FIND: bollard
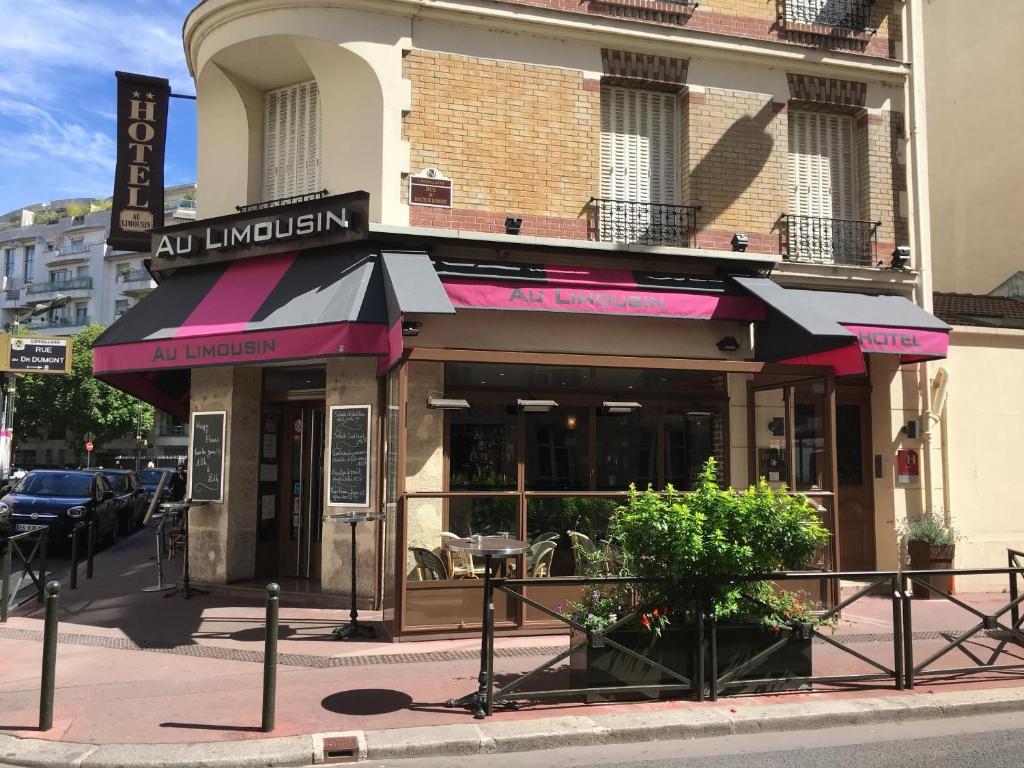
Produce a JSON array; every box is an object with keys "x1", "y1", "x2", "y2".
[
  {"x1": 86, "y1": 521, "x2": 96, "y2": 580},
  {"x1": 68, "y1": 526, "x2": 80, "y2": 590},
  {"x1": 39, "y1": 581, "x2": 60, "y2": 730},
  {"x1": 262, "y1": 583, "x2": 280, "y2": 733}
]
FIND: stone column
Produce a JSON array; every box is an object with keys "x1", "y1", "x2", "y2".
[
  {"x1": 188, "y1": 365, "x2": 261, "y2": 584},
  {"x1": 321, "y1": 357, "x2": 380, "y2": 606}
]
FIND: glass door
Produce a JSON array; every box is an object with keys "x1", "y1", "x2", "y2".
[{"x1": 278, "y1": 403, "x2": 325, "y2": 579}]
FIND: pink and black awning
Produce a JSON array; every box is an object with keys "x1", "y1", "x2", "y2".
[
  {"x1": 93, "y1": 247, "x2": 454, "y2": 417},
  {"x1": 436, "y1": 261, "x2": 766, "y2": 322},
  {"x1": 732, "y1": 277, "x2": 951, "y2": 376}
]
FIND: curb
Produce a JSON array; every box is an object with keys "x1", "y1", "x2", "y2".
[{"x1": 2, "y1": 688, "x2": 1024, "y2": 767}]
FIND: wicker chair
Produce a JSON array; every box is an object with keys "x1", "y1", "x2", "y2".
[
  {"x1": 409, "y1": 547, "x2": 449, "y2": 580},
  {"x1": 530, "y1": 540, "x2": 557, "y2": 578},
  {"x1": 439, "y1": 531, "x2": 483, "y2": 578}
]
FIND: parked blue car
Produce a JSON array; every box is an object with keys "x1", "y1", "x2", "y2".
[
  {"x1": 0, "y1": 470, "x2": 119, "y2": 543},
  {"x1": 139, "y1": 468, "x2": 174, "y2": 503}
]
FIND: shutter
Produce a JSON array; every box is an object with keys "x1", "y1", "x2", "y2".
[{"x1": 263, "y1": 80, "x2": 321, "y2": 201}]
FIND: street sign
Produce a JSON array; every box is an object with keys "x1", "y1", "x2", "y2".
[
  {"x1": 0, "y1": 334, "x2": 72, "y2": 375},
  {"x1": 85, "y1": 441, "x2": 94, "y2": 453}
]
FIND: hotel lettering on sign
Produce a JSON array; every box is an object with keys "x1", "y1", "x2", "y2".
[{"x1": 108, "y1": 72, "x2": 170, "y2": 251}]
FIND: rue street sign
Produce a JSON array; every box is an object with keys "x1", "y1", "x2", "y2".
[{"x1": 0, "y1": 334, "x2": 73, "y2": 375}]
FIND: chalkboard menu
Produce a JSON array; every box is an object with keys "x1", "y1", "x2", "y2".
[
  {"x1": 189, "y1": 411, "x2": 226, "y2": 503},
  {"x1": 328, "y1": 405, "x2": 370, "y2": 507}
]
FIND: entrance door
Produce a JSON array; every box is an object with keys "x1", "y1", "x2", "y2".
[
  {"x1": 278, "y1": 403, "x2": 325, "y2": 579},
  {"x1": 835, "y1": 392, "x2": 876, "y2": 571}
]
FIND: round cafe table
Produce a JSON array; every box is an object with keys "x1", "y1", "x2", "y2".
[
  {"x1": 325, "y1": 511, "x2": 384, "y2": 640},
  {"x1": 444, "y1": 535, "x2": 530, "y2": 719}
]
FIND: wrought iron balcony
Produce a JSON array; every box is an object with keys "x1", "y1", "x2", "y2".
[
  {"x1": 27, "y1": 277, "x2": 93, "y2": 295},
  {"x1": 780, "y1": 0, "x2": 875, "y2": 33},
  {"x1": 779, "y1": 214, "x2": 881, "y2": 266},
  {"x1": 587, "y1": 198, "x2": 700, "y2": 248},
  {"x1": 236, "y1": 189, "x2": 327, "y2": 214}
]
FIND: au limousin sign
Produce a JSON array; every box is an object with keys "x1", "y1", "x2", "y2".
[{"x1": 149, "y1": 191, "x2": 369, "y2": 271}]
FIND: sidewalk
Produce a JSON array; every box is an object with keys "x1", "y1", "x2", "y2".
[{"x1": 1, "y1": 527, "x2": 1023, "y2": 765}]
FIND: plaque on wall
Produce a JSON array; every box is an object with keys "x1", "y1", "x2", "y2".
[
  {"x1": 189, "y1": 411, "x2": 226, "y2": 503},
  {"x1": 409, "y1": 168, "x2": 453, "y2": 208},
  {"x1": 328, "y1": 405, "x2": 371, "y2": 507}
]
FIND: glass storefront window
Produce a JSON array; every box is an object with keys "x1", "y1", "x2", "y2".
[
  {"x1": 525, "y1": 409, "x2": 590, "y2": 490},
  {"x1": 406, "y1": 496, "x2": 518, "y2": 582},
  {"x1": 596, "y1": 410, "x2": 656, "y2": 490},
  {"x1": 664, "y1": 409, "x2": 720, "y2": 490},
  {"x1": 525, "y1": 496, "x2": 619, "y2": 577},
  {"x1": 449, "y1": 405, "x2": 517, "y2": 490}
]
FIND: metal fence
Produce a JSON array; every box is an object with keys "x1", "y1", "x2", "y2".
[
  {"x1": 1, "y1": 525, "x2": 48, "y2": 621},
  {"x1": 476, "y1": 561, "x2": 1024, "y2": 715},
  {"x1": 779, "y1": 214, "x2": 880, "y2": 266}
]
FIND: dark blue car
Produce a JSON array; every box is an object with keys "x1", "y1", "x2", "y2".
[
  {"x1": 1, "y1": 470, "x2": 119, "y2": 543},
  {"x1": 139, "y1": 468, "x2": 174, "y2": 502}
]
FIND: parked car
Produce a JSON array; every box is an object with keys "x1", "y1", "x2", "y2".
[
  {"x1": 139, "y1": 467, "x2": 174, "y2": 500},
  {"x1": 0, "y1": 470, "x2": 119, "y2": 543},
  {"x1": 84, "y1": 469, "x2": 150, "y2": 530}
]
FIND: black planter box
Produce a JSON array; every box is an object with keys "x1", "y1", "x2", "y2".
[{"x1": 569, "y1": 623, "x2": 812, "y2": 701}]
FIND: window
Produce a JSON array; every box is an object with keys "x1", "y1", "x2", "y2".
[
  {"x1": 76, "y1": 265, "x2": 89, "y2": 278},
  {"x1": 74, "y1": 303, "x2": 87, "y2": 325},
  {"x1": 23, "y1": 245, "x2": 34, "y2": 282},
  {"x1": 599, "y1": 85, "x2": 679, "y2": 243},
  {"x1": 114, "y1": 299, "x2": 129, "y2": 317},
  {"x1": 3, "y1": 248, "x2": 14, "y2": 279},
  {"x1": 69, "y1": 236, "x2": 85, "y2": 253},
  {"x1": 787, "y1": 110, "x2": 859, "y2": 261},
  {"x1": 263, "y1": 80, "x2": 321, "y2": 201}
]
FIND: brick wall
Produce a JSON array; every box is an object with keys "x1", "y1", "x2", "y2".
[
  {"x1": 685, "y1": 89, "x2": 788, "y2": 249},
  {"x1": 403, "y1": 50, "x2": 599, "y2": 230},
  {"x1": 861, "y1": 110, "x2": 907, "y2": 261},
  {"x1": 494, "y1": 0, "x2": 898, "y2": 58}
]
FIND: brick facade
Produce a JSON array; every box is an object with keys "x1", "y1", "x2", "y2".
[
  {"x1": 861, "y1": 110, "x2": 908, "y2": 261},
  {"x1": 495, "y1": 0, "x2": 898, "y2": 59},
  {"x1": 403, "y1": 51, "x2": 599, "y2": 221}
]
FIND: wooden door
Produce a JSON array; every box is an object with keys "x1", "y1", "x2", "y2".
[{"x1": 835, "y1": 394, "x2": 876, "y2": 571}]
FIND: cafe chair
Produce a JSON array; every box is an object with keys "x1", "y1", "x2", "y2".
[
  {"x1": 568, "y1": 530, "x2": 597, "y2": 574},
  {"x1": 409, "y1": 547, "x2": 449, "y2": 581},
  {"x1": 530, "y1": 540, "x2": 556, "y2": 578},
  {"x1": 533, "y1": 531, "x2": 560, "y2": 545},
  {"x1": 440, "y1": 531, "x2": 483, "y2": 579}
]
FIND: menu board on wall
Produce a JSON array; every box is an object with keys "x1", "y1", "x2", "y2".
[
  {"x1": 189, "y1": 411, "x2": 226, "y2": 503},
  {"x1": 328, "y1": 405, "x2": 370, "y2": 507}
]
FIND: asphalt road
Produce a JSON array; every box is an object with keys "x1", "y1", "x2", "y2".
[{"x1": 365, "y1": 711, "x2": 1024, "y2": 768}]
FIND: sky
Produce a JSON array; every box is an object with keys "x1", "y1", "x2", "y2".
[{"x1": 0, "y1": 0, "x2": 197, "y2": 214}]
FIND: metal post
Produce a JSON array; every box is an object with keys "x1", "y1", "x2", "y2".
[
  {"x1": 892, "y1": 574, "x2": 904, "y2": 690},
  {"x1": 39, "y1": 581, "x2": 60, "y2": 730},
  {"x1": 1010, "y1": 552, "x2": 1020, "y2": 630},
  {"x1": 901, "y1": 574, "x2": 914, "y2": 689},
  {"x1": 709, "y1": 612, "x2": 719, "y2": 702},
  {"x1": 261, "y1": 583, "x2": 280, "y2": 733},
  {"x1": 695, "y1": 585, "x2": 705, "y2": 702},
  {"x1": 485, "y1": 560, "x2": 495, "y2": 717},
  {"x1": 68, "y1": 526, "x2": 80, "y2": 590},
  {"x1": 86, "y1": 521, "x2": 96, "y2": 579},
  {"x1": 1, "y1": 538, "x2": 11, "y2": 623}
]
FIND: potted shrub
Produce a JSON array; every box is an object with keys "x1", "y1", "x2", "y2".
[
  {"x1": 564, "y1": 458, "x2": 832, "y2": 699},
  {"x1": 903, "y1": 511, "x2": 959, "y2": 599}
]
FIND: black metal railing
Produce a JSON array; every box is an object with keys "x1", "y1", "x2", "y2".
[
  {"x1": 236, "y1": 189, "x2": 327, "y2": 214},
  {"x1": 466, "y1": 562, "x2": 1024, "y2": 716},
  {"x1": 779, "y1": 214, "x2": 880, "y2": 266},
  {"x1": 587, "y1": 198, "x2": 700, "y2": 248},
  {"x1": 1, "y1": 525, "x2": 48, "y2": 621},
  {"x1": 781, "y1": 0, "x2": 875, "y2": 33}
]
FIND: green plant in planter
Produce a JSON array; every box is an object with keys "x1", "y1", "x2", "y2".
[
  {"x1": 901, "y1": 510, "x2": 960, "y2": 546},
  {"x1": 584, "y1": 457, "x2": 831, "y2": 633}
]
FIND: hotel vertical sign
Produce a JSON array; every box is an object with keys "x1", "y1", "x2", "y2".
[{"x1": 108, "y1": 71, "x2": 170, "y2": 252}]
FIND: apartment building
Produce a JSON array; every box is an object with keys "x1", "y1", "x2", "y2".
[
  {"x1": 97, "y1": 0, "x2": 959, "y2": 633},
  {"x1": 0, "y1": 185, "x2": 196, "y2": 468}
]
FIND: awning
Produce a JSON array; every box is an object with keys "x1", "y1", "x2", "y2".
[
  {"x1": 94, "y1": 247, "x2": 452, "y2": 416},
  {"x1": 732, "y1": 277, "x2": 951, "y2": 376},
  {"x1": 436, "y1": 260, "x2": 766, "y2": 322}
]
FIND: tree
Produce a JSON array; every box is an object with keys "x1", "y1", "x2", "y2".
[{"x1": 14, "y1": 324, "x2": 154, "y2": 456}]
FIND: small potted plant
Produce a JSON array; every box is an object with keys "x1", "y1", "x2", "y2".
[{"x1": 903, "y1": 511, "x2": 960, "y2": 599}]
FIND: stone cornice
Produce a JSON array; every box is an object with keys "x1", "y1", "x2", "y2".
[{"x1": 184, "y1": 0, "x2": 909, "y2": 84}]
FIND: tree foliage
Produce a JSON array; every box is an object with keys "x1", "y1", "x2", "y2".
[{"x1": 14, "y1": 324, "x2": 154, "y2": 455}]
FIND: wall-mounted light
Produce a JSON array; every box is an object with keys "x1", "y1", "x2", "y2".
[
  {"x1": 566, "y1": 414, "x2": 578, "y2": 430},
  {"x1": 427, "y1": 394, "x2": 470, "y2": 410},
  {"x1": 901, "y1": 419, "x2": 919, "y2": 439},
  {"x1": 768, "y1": 417, "x2": 786, "y2": 437},
  {"x1": 716, "y1": 336, "x2": 741, "y2": 353},
  {"x1": 505, "y1": 216, "x2": 523, "y2": 235},
  {"x1": 603, "y1": 401, "x2": 641, "y2": 414},
  {"x1": 890, "y1": 246, "x2": 910, "y2": 270},
  {"x1": 402, "y1": 320, "x2": 422, "y2": 337},
  {"x1": 731, "y1": 233, "x2": 749, "y2": 252},
  {"x1": 518, "y1": 398, "x2": 557, "y2": 412}
]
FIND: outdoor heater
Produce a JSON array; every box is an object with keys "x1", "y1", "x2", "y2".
[
  {"x1": 517, "y1": 399, "x2": 557, "y2": 412},
  {"x1": 602, "y1": 401, "x2": 642, "y2": 414},
  {"x1": 427, "y1": 394, "x2": 470, "y2": 410}
]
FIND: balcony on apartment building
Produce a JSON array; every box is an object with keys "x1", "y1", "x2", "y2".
[
  {"x1": 778, "y1": 214, "x2": 881, "y2": 266},
  {"x1": 586, "y1": 199, "x2": 700, "y2": 248},
  {"x1": 779, "y1": 0, "x2": 877, "y2": 35},
  {"x1": 26, "y1": 277, "x2": 93, "y2": 297},
  {"x1": 32, "y1": 315, "x2": 90, "y2": 331},
  {"x1": 117, "y1": 268, "x2": 155, "y2": 296}
]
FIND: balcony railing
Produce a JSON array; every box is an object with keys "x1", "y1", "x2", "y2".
[
  {"x1": 779, "y1": 214, "x2": 880, "y2": 266},
  {"x1": 4, "y1": 289, "x2": 20, "y2": 301},
  {"x1": 781, "y1": 0, "x2": 875, "y2": 33},
  {"x1": 118, "y1": 269, "x2": 151, "y2": 283},
  {"x1": 34, "y1": 316, "x2": 89, "y2": 330},
  {"x1": 236, "y1": 189, "x2": 327, "y2": 214},
  {"x1": 587, "y1": 199, "x2": 700, "y2": 248},
  {"x1": 27, "y1": 277, "x2": 93, "y2": 295},
  {"x1": 59, "y1": 243, "x2": 93, "y2": 255}
]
